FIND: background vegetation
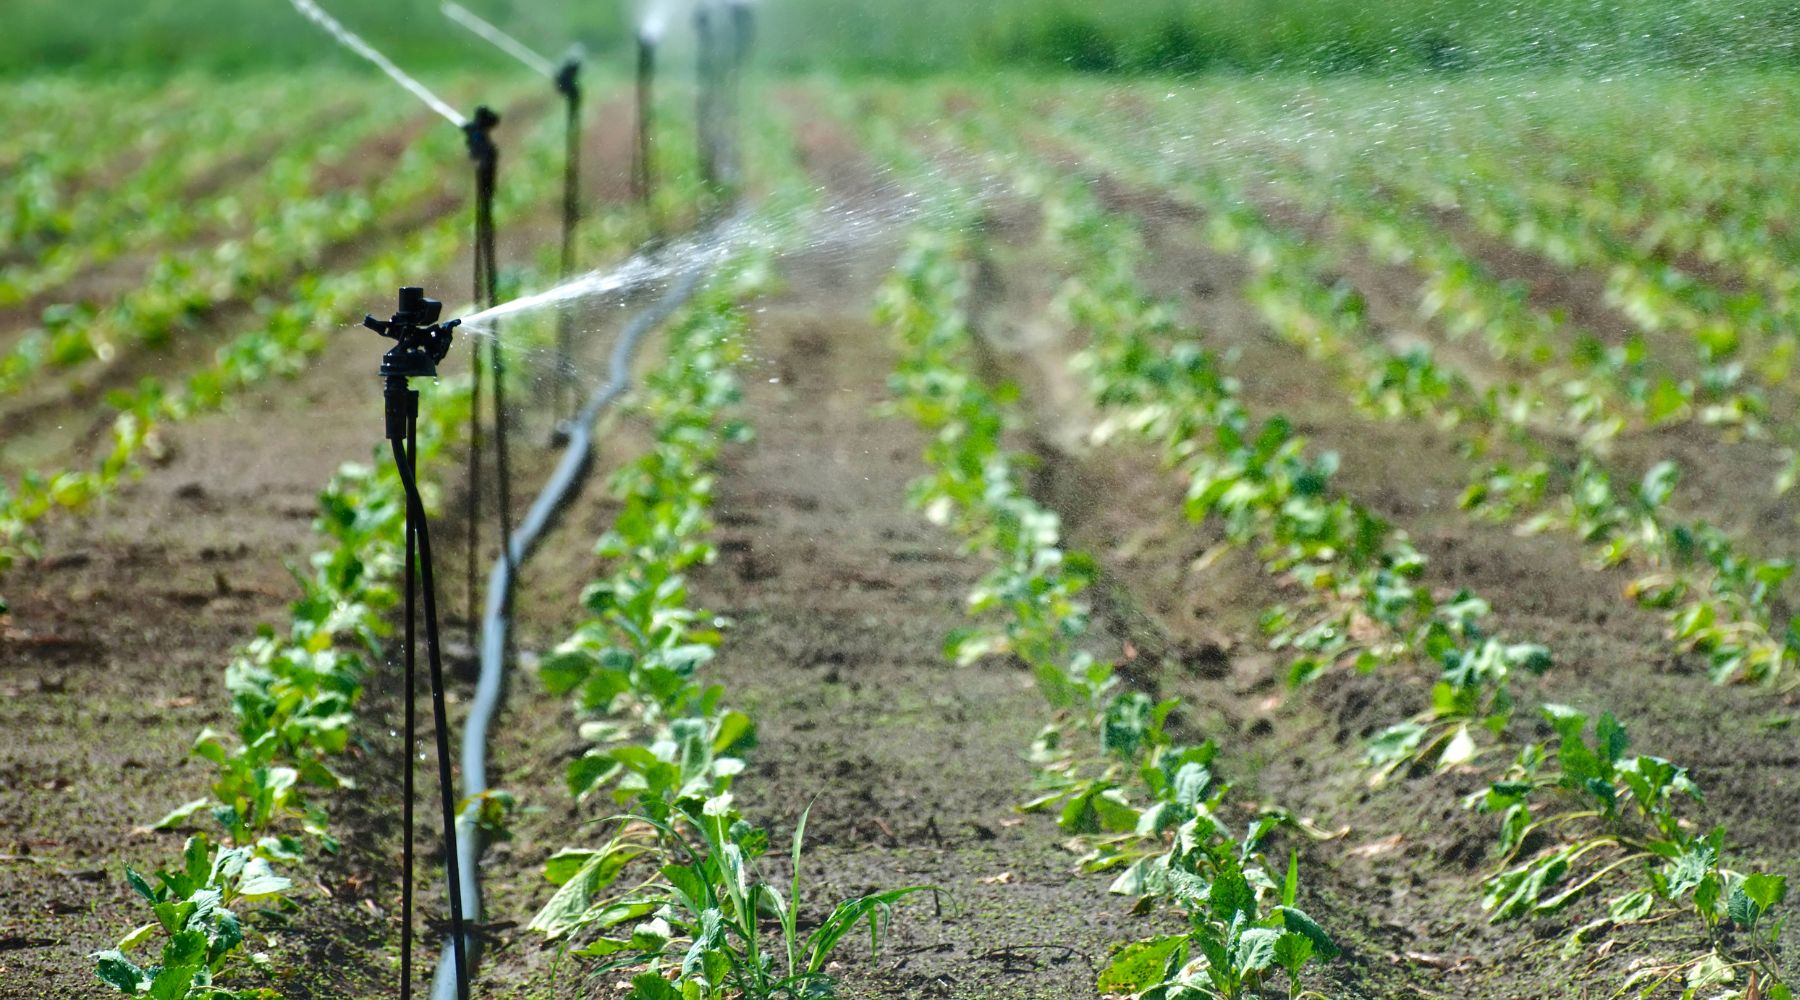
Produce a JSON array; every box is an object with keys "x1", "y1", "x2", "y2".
[{"x1": 7, "y1": 0, "x2": 1800, "y2": 76}]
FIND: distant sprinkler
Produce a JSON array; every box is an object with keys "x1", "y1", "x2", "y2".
[
  {"x1": 636, "y1": 27, "x2": 660, "y2": 227},
  {"x1": 458, "y1": 102, "x2": 518, "y2": 701},
  {"x1": 694, "y1": 2, "x2": 722, "y2": 195},
  {"x1": 722, "y1": 0, "x2": 755, "y2": 189},
  {"x1": 438, "y1": 2, "x2": 587, "y2": 423}
]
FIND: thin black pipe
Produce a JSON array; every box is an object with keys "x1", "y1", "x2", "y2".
[
  {"x1": 635, "y1": 36, "x2": 657, "y2": 222},
  {"x1": 399, "y1": 415, "x2": 416, "y2": 1000},
  {"x1": 390, "y1": 415, "x2": 470, "y2": 1000}
]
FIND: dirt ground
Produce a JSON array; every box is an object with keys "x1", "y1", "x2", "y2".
[{"x1": 4, "y1": 80, "x2": 1798, "y2": 1000}]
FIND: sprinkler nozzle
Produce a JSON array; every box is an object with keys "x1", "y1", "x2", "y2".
[
  {"x1": 367, "y1": 286, "x2": 459, "y2": 379},
  {"x1": 462, "y1": 105, "x2": 501, "y2": 164},
  {"x1": 554, "y1": 56, "x2": 581, "y2": 99}
]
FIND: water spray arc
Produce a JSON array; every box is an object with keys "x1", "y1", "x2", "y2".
[
  {"x1": 439, "y1": 2, "x2": 586, "y2": 421},
  {"x1": 364, "y1": 287, "x2": 471, "y2": 1000}
]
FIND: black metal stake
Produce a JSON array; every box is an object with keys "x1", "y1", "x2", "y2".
[
  {"x1": 461, "y1": 106, "x2": 516, "y2": 652},
  {"x1": 635, "y1": 34, "x2": 660, "y2": 235},
  {"x1": 694, "y1": 4, "x2": 721, "y2": 198},
  {"x1": 366, "y1": 288, "x2": 469, "y2": 1000},
  {"x1": 723, "y1": 1, "x2": 754, "y2": 190},
  {"x1": 554, "y1": 57, "x2": 582, "y2": 426}
]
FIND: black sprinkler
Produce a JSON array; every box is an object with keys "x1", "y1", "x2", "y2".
[
  {"x1": 368, "y1": 285, "x2": 471, "y2": 1000},
  {"x1": 369, "y1": 286, "x2": 458, "y2": 379}
]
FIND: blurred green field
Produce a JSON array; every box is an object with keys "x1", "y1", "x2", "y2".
[{"x1": 8, "y1": 0, "x2": 1800, "y2": 76}]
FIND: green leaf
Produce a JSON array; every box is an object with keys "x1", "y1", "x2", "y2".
[
  {"x1": 147, "y1": 930, "x2": 208, "y2": 999},
  {"x1": 538, "y1": 650, "x2": 596, "y2": 696},
  {"x1": 542, "y1": 848, "x2": 599, "y2": 886},
  {"x1": 125, "y1": 867, "x2": 159, "y2": 904},
  {"x1": 1278, "y1": 906, "x2": 1340, "y2": 960},
  {"x1": 234, "y1": 858, "x2": 292, "y2": 898},
  {"x1": 116, "y1": 923, "x2": 159, "y2": 952},
  {"x1": 1208, "y1": 860, "x2": 1254, "y2": 924},
  {"x1": 1743, "y1": 872, "x2": 1787, "y2": 913},
  {"x1": 94, "y1": 950, "x2": 150, "y2": 993},
  {"x1": 152, "y1": 798, "x2": 212, "y2": 832},
  {"x1": 1232, "y1": 927, "x2": 1280, "y2": 973},
  {"x1": 1272, "y1": 930, "x2": 1315, "y2": 976},
  {"x1": 628, "y1": 971, "x2": 683, "y2": 1000},
  {"x1": 1096, "y1": 935, "x2": 1185, "y2": 993}
]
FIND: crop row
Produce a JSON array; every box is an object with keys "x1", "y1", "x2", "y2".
[
  {"x1": 877, "y1": 221, "x2": 1340, "y2": 997},
  {"x1": 1024, "y1": 153, "x2": 1792, "y2": 994},
  {"x1": 823, "y1": 84, "x2": 1344, "y2": 996},
  {"x1": 0, "y1": 75, "x2": 411, "y2": 306},
  {"x1": 79, "y1": 78, "x2": 658, "y2": 996},
  {"x1": 0, "y1": 88, "x2": 567, "y2": 592},
  {"x1": 524, "y1": 252, "x2": 930, "y2": 998},
  {"x1": 1018, "y1": 87, "x2": 1800, "y2": 693},
  {"x1": 94, "y1": 365, "x2": 471, "y2": 998},
  {"x1": 0, "y1": 85, "x2": 527, "y2": 402}
]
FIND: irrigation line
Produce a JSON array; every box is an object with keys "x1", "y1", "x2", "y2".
[{"x1": 428, "y1": 265, "x2": 709, "y2": 1000}]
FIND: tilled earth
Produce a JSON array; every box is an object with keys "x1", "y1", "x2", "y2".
[{"x1": 5, "y1": 82, "x2": 1799, "y2": 1000}]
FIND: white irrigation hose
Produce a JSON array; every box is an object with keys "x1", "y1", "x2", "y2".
[{"x1": 429, "y1": 266, "x2": 708, "y2": 1000}]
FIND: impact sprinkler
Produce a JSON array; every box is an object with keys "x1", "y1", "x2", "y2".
[
  {"x1": 459, "y1": 105, "x2": 518, "y2": 655},
  {"x1": 364, "y1": 287, "x2": 471, "y2": 1000}
]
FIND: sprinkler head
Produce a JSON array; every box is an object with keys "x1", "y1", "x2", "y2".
[
  {"x1": 462, "y1": 105, "x2": 501, "y2": 164},
  {"x1": 554, "y1": 55, "x2": 581, "y2": 99},
  {"x1": 367, "y1": 286, "x2": 459, "y2": 379}
]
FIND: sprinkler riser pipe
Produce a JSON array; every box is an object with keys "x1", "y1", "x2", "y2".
[
  {"x1": 694, "y1": 3, "x2": 721, "y2": 192},
  {"x1": 364, "y1": 285, "x2": 468, "y2": 1000},
  {"x1": 635, "y1": 36, "x2": 658, "y2": 210}
]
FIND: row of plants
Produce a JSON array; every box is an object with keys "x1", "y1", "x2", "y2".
[
  {"x1": 0, "y1": 83, "x2": 537, "y2": 402},
  {"x1": 82, "y1": 63, "x2": 702, "y2": 993},
  {"x1": 875, "y1": 220, "x2": 1339, "y2": 999},
  {"x1": 1022, "y1": 155, "x2": 1791, "y2": 995},
  {"x1": 525, "y1": 256, "x2": 931, "y2": 999},
  {"x1": 0, "y1": 86, "x2": 570, "y2": 592},
  {"x1": 79, "y1": 66, "x2": 772, "y2": 997},
  {"x1": 1005, "y1": 80, "x2": 1800, "y2": 694},
  {"x1": 0, "y1": 88, "x2": 406, "y2": 311},
  {"x1": 1, "y1": 76, "x2": 220, "y2": 260},
  {"x1": 93, "y1": 365, "x2": 472, "y2": 998}
]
